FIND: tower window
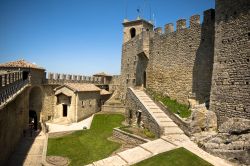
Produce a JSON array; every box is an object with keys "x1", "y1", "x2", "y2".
[{"x1": 130, "y1": 28, "x2": 136, "y2": 38}]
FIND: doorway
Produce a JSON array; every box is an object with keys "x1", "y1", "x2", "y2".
[
  {"x1": 63, "y1": 104, "x2": 67, "y2": 117},
  {"x1": 29, "y1": 110, "x2": 38, "y2": 130},
  {"x1": 23, "y1": 71, "x2": 29, "y2": 80}
]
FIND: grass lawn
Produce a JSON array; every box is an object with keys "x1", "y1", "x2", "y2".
[
  {"x1": 47, "y1": 114, "x2": 125, "y2": 165},
  {"x1": 146, "y1": 89, "x2": 191, "y2": 118},
  {"x1": 133, "y1": 147, "x2": 213, "y2": 166}
]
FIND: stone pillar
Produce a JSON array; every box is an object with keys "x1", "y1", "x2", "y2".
[
  {"x1": 6, "y1": 74, "x2": 9, "y2": 85},
  {"x1": 164, "y1": 23, "x2": 174, "y2": 34},
  {"x1": 19, "y1": 71, "x2": 22, "y2": 80},
  {"x1": 176, "y1": 19, "x2": 186, "y2": 31},
  {"x1": 154, "y1": 27, "x2": 163, "y2": 34},
  {"x1": 190, "y1": 14, "x2": 200, "y2": 28},
  {"x1": 62, "y1": 74, "x2": 66, "y2": 80}
]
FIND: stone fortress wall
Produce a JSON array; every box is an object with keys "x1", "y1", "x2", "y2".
[
  {"x1": 209, "y1": 0, "x2": 250, "y2": 124},
  {"x1": 120, "y1": 10, "x2": 216, "y2": 105},
  {"x1": 120, "y1": 0, "x2": 249, "y2": 127},
  {"x1": 147, "y1": 9, "x2": 215, "y2": 105}
]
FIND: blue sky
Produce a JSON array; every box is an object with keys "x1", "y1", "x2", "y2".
[{"x1": 0, "y1": 0, "x2": 214, "y2": 76}]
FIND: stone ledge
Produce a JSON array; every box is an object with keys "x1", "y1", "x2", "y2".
[{"x1": 113, "y1": 127, "x2": 149, "y2": 145}]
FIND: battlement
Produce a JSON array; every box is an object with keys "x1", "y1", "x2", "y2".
[
  {"x1": 46, "y1": 72, "x2": 110, "y2": 85},
  {"x1": 154, "y1": 9, "x2": 215, "y2": 35}
]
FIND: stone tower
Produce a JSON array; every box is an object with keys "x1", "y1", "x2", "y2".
[
  {"x1": 210, "y1": 0, "x2": 250, "y2": 125},
  {"x1": 122, "y1": 18, "x2": 154, "y2": 43},
  {"x1": 120, "y1": 18, "x2": 154, "y2": 99}
]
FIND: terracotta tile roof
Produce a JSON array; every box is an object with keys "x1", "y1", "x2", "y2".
[
  {"x1": 0, "y1": 59, "x2": 45, "y2": 70},
  {"x1": 64, "y1": 83, "x2": 101, "y2": 92},
  {"x1": 93, "y1": 72, "x2": 111, "y2": 77},
  {"x1": 100, "y1": 89, "x2": 111, "y2": 95}
]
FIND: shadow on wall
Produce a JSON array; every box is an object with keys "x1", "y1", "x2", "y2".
[
  {"x1": 192, "y1": 9, "x2": 215, "y2": 106},
  {"x1": 136, "y1": 53, "x2": 148, "y2": 87}
]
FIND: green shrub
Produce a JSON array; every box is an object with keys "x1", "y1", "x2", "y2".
[{"x1": 143, "y1": 128, "x2": 155, "y2": 138}]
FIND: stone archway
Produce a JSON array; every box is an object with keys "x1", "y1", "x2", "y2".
[{"x1": 29, "y1": 86, "x2": 43, "y2": 130}]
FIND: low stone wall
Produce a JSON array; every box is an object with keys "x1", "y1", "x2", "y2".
[
  {"x1": 101, "y1": 104, "x2": 125, "y2": 113},
  {"x1": 113, "y1": 128, "x2": 149, "y2": 145},
  {"x1": 125, "y1": 88, "x2": 163, "y2": 137}
]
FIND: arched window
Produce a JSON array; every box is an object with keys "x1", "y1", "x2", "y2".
[{"x1": 130, "y1": 28, "x2": 136, "y2": 38}]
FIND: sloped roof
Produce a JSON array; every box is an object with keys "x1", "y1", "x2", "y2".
[
  {"x1": 93, "y1": 72, "x2": 112, "y2": 77},
  {"x1": 0, "y1": 59, "x2": 45, "y2": 70},
  {"x1": 55, "y1": 83, "x2": 101, "y2": 92},
  {"x1": 100, "y1": 89, "x2": 111, "y2": 95}
]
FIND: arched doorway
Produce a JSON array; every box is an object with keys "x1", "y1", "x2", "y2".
[
  {"x1": 29, "y1": 86, "x2": 42, "y2": 130},
  {"x1": 29, "y1": 110, "x2": 38, "y2": 130}
]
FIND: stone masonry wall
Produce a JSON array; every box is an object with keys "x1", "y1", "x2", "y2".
[
  {"x1": 210, "y1": 0, "x2": 250, "y2": 125},
  {"x1": 113, "y1": 128, "x2": 148, "y2": 145},
  {"x1": 125, "y1": 88, "x2": 162, "y2": 137},
  {"x1": 147, "y1": 10, "x2": 215, "y2": 105},
  {"x1": 120, "y1": 34, "x2": 143, "y2": 100},
  {"x1": 0, "y1": 87, "x2": 30, "y2": 165},
  {"x1": 41, "y1": 85, "x2": 59, "y2": 121}
]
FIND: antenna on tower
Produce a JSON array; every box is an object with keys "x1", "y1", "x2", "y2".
[
  {"x1": 125, "y1": 0, "x2": 128, "y2": 19},
  {"x1": 149, "y1": 2, "x2": 152, "y2": 21},
  {"x1": 137, "y1": 6, "x2": 141, "y2": 19}
]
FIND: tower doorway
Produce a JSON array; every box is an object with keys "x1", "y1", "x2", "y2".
[{"x1": 63, "y1": 104, "x2": 67, "y2": 117}]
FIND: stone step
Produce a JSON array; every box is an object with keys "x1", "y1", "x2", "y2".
[
  {"x1": 159, "y1": 121, "x2": 177, "y2": 127},
  {"x1": 154, "y1": 115, "x2": 169, "y2": 119},
  {"x1": 140, "y1": 139, "x2": 176, "y2": 155},
  {"x1": 163, "y1": 127, "x2": 184, "y2": 134},
  {"x1": 93, "y1": 155, "x2": 127, "y2": 166},
  {"x1": 117, "y1": 146, "x2": 152, "y2": 165}
]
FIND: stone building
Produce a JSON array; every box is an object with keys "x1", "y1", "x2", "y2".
[
  {"x1": 54, "y1": 83, "x2": 101, "y2": 122},
  {"x1": 0, "y1": 60, "x2": 114, "y2": 165}
]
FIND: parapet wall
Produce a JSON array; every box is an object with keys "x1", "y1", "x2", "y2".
[
  {"x1": 46, "y1": 72, "x2": 103, "y2": 84},
  {"x1": 147, "y1": 9, "x2": 215, "y2": 104}
]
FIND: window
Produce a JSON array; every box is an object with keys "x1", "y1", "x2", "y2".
[{"x1": 130, "y1": 28, "x2": 136, "y2": 38}]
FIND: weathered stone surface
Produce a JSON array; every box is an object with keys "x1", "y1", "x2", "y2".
[
  {"x1": 219, "y1": 118, "x2": 250, "y2": 134},
  {"x1": 199, "y1": 118, "x2": 250, "y2": 165},
  {"x1": 113, "y1": 128, "x2": 149, "y2": 145},
  {"x1": 190, "y1": 105, "x2": 217, "y2": 133},
  {"x1": 209, "y1": 0, "x2": 250, "y2": 125}
]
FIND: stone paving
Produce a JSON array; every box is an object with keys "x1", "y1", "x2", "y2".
[
  {"x1": 7, "y1": 131, "x2": 45, "y2": 166},
  {"x1": 46, "y1": 115, "x2": 94, "y2": 133},
  {"x1": 86, "y1": 89, "x2": 234, "y2": 166}
]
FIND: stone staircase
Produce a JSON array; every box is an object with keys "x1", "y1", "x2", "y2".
[
  {"x1": 85, "y1": 88, "x2": 233, "y2": 166},
  {"x1": 132, "y1": 89, "x2": 184, "y2": 135}
]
